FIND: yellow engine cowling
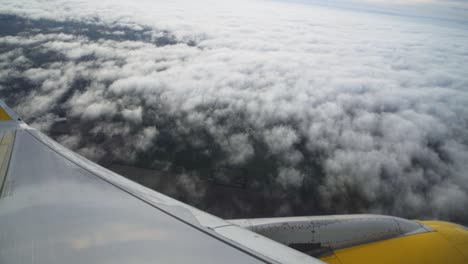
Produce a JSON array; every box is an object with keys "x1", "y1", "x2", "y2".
[
  {"x1": 230, "y1": 214, "x2": 468, "y2": 264},
  {"x1": 322, "y1": 220, "x2": 468, "y2": 264}
]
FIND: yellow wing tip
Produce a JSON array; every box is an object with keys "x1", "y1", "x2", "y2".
[{"x1": 0, "y1": 107, "x2": 12, "y2": 121}]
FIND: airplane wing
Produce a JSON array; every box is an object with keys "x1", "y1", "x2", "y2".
[
  {"x1": 0, "y1": 99, "x2": 324, "y2": 264},
  {"x1": 2, "y1": 99, "x2": 468, "y2": 264}
]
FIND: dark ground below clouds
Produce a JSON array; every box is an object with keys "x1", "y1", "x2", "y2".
[
  {"x1": 0, "y1": 14, "x2": 328, "y2": 219},
  {"x1": 108, "y1": 164, "x2": 295, "y2": 219},
  {"x1": 2, "y1": 14, "x2": 467, "y2": 224},
  {"x1": 0, "y1": 14, "x2": 180, "y2": 45}
]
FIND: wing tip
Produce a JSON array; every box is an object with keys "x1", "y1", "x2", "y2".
[{"x1": 0, "y1": 99, "x2": 22, "y2": 123}]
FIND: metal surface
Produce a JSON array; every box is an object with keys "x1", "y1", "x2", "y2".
[
  {"x1": 0, "y1": 100, "x2": 324, "y2": 264},
  {"x1": 0, "y1": 130, "x2": 265, "y2": 264},
  {"x1": 229, "y1": 214, "x2": 433, "y2": 252}
]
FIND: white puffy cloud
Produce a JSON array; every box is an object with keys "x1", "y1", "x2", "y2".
[
  {"x1": 277, "y1": 167, "x2": 305, "y2": 188},
  {"x1": 264, "y1": 126, "x2": 299, "y2": 155},
  {"x1": 1, "y1": 0, "x2": 468, "y2": 221},
  {"x1": 134, "y1": 127, "x2": 158, "y2": 151},
  {"x1": 122, "y1": 106, "x2": 143, "y2": 124}
]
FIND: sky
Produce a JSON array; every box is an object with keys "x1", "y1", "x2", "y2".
[
  {"x1": 0, "y1": 0, "x2": 468, "y2": 223},
  {"x1": 284, "y1": 0, "x2": 468, "y2": 25}
]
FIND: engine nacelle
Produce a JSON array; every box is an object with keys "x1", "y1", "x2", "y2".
[{"x1": 229, "y1": 214, "x2": 433, "y2": 257}]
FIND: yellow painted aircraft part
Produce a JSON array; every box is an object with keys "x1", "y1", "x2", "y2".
[
  {"x1": 0, "y1": 131, "x2": 15, "y2": 194},
  {"x1": 320, "y1": 221, "x2": 468, "y2": 264},
  {"x1": 0, "y1": 107, "x2": 12, "y2": 121},
  {"x1": 320, "y1": 255, "x2": 342, "y2": 264},
  {"x1": 421, "y1": 220, "x2": 468, "y2": 259}
]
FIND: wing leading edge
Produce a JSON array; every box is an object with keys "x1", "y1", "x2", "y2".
[{"x1": 0, "y1": 100, "x2": 323, "y2": 264}]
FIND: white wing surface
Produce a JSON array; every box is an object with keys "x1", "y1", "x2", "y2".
[{"x1": 0, "y1": 99, "x2": 323, "y2": 264}]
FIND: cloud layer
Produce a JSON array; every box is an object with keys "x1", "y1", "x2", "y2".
[{"x1": 1, "y1": 0, "x2": 468, "y2": 222}]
